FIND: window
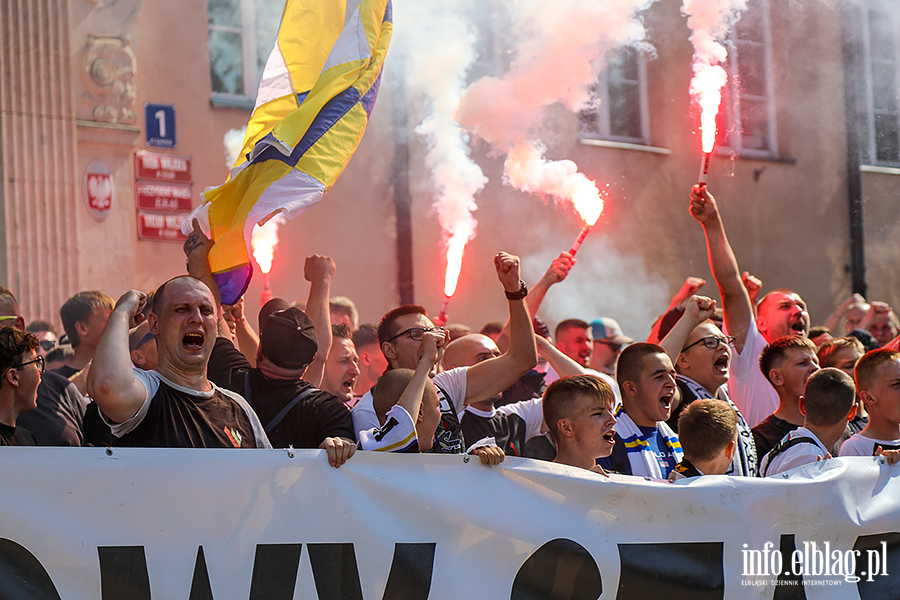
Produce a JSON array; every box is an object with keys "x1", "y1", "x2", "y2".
[
  {"x1": 208, "y1": 0, "x2": 284, "y2": 102},
  {"x1": 579, "y1": 47, "x2": 650, "y2": 145},
  {"x1": 716, "y1": 0, "x2": 777, "y2": 156},
  {"x1": 862, "y1": 1, "x2": 900, "y2": 164}
]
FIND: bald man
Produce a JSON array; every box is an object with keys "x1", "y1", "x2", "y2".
[{"x1": 446, "y1": 334, "x2": 547, "y2": 457}]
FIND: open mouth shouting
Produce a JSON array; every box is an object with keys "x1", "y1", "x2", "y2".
[
  {"x1": 182, "y1": 331, "x2": 205, "y2": 351},
  {"x1": 714, "y1": 353, "x2": 730, "y2": 374},
  {"x1": 602, "y1": 428, "x2": 616, "y2": 447},
  {"x1": 659, "y1": 390, "x2": 674, "y2": 416}
]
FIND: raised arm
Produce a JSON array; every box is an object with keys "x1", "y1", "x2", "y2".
[
  {"x1": 224, "y1": 299, "x2": 260, "y2": 366},
  {"x1": 398, "y1": 330, "x2": 444, "y2": 419},
  {"x1": 183, "y1": 219, "x2": 231, "y2": 339},
  {"x1": 86, "y1": 290, "x2": 148, "y2": 423},
  {"x1": 823, "y1": 294, "x2": 867, "y2": 333},
  {"x1": 535, "y1": 335, "x2": 585, "y2": 377},
  {"x1": 465, "y1": 252, "x2": 538, "y2": 403},
  {"x1": 497, "y1": 251, "x2": 574, "y2": 351},
  {"x1": 300, "y1": 255, "x2": 335, "y2": 387},
  {"x1": 646, "y1": 276, "x2": 706, "y2": 344},
  {"x1": 690, "y1": 185, "x2": 754, "y2": 354},
  {"x1": 658, "y1": 296, "x2": 717, "y2": 362}
]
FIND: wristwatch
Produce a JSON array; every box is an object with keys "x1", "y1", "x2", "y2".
[{"x1": 505, "y1": 280, "x2": 528, "y2": 301}]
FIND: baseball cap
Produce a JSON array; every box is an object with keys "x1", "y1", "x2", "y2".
[
  {"x1": 260, "y1": 303, "x2": 318, "y2": 369},
  {"x1": 590, "y1": 317, "x2": 633, "y2": 345}
]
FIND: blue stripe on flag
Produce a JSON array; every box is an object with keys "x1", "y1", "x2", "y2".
[
  {"x1": 214, "y1": 264, "x2": 253, "y2": 306},
  {"x1": 384, "y1": 0, "x2": 392, "y2": 24},
  {"x1": 296, "y1": 91, "x2": 309, "y2": 106},
  {"x1": 251, "y1": 85, "x2": 364, "y2": 170},
  {"x1": 360, "y1": 72, "x2": 382, "y2": 117}
]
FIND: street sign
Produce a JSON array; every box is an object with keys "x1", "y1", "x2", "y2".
[
  {"x1": 144, "y1": 103, "x2": 176, "y2": 148},
  {"x1": 137, "y1": 212, "x2": 187, "y2": 241},
  {"x1": 135, "y1": 150, "x2": 192, "y2": 183},
  {"x1": 82, "y1": 161, "x2": 113, "y2": 221},
  {"x1": 134, "y1": 182, "x2": 193, "y2": 213}
]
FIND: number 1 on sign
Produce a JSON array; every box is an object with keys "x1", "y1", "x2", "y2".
[{"x1": 155, "y1": 110, "x2": 166, "y2": 138}]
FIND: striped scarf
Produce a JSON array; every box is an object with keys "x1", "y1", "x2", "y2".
[
  {"x1": 677, "y1": 375, "x2": 758, "y2": 477},
  {"x1": 614, "y1": 405, "x2": 683, "y2": 479}
]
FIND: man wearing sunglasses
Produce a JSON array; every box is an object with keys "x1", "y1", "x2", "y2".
[
  {"x1": 691, "y1": 185, "x2": 811, "y2": 428},
  {"x1": 1, "y1": 286, "x2": 87, "y2": 447},
  {"x1": 0, "y1": 328, "x2": 43, "y2": 445},
  {"x1": 659, "y1": 295, "x2": 758, "y2": 476},
  {"x1": 352, "y1": 252, "x2": 538, "y2": 454}
]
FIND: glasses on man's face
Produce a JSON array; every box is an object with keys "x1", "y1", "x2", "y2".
[
  {"x1": 15, "y1": 355, "x2": 45, "y2": 374},
  {"x1": 682, "y1": 335, "x2": 735, "y2": 352},
  {"x1": 387, "y1": 326, "x2": 445, "y2": 343},
  {"x1": 39, "y1": 340, "x2": 56, "y2": 352},
  {"x1": 0, "y1": 316, "x2": 18, "y2": 323}
]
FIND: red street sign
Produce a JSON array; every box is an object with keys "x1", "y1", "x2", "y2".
[
  {"x1": 137, "y1": 212, "x2": 187, "y2": 242},
  {"x1": 135, "y1": 150, "x2": 192, "y2": 183},
  {"x1": 135, "y1": 181, "x2": 193, "y2": 213},
  {"x1": 83, "y1": 161, "x2": 113, "y2": 221}
]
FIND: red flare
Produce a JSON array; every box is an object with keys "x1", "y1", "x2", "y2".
[{"x1": 569, "y1": 224, "x2": 593, "y2": 257}]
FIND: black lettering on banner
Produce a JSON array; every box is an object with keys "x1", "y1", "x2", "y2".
[
  {"x1": 307, "y1": 543, "x2": 364, "y2": 600},
  {"x1": 98, "y1": 546, "x2": 151, "y2": 600},
  {"x1": 510, "y1": 538, "x2": 602, "y2": 600},
  {"x1": 0, "y1": 538, "x2": 62, "y2": 600},
  {"x1": 249, "y1": 544, "x2": 303, "y2": 600},
  {"x1": 773, "y1": 535, "x2": 805, "y2": 600},
  {"x1": 189, "y1": 546, "x2": 213, "y2": 600},
  {"x1": 615, "y1": 542, "x2": 723, "y2": 600},
  {"x1": 854, "y1": 532, "x2": 900, "y2": 600},
  {"x1": 382, "y1": 543, "x2": 436, "y2": 600}
]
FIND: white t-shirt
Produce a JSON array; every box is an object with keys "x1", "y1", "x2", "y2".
[
  {"x1": 759, "y1": 427, "x2": 828, "y2": 477},
  {"x1": 357, "y1": 404, "x2": 419, "y2": 453},
  {"x1": 724, "y1": 319, "x2": 778, "y2": 428},
  {"x1": 838, "y1": 433, "x2": 900, "y2": 457},
  {"x1": 351, "y1": 367, "x2": 469, "y2": 447},
  {"x1": 544, "y1": 366, "x2": 622, "y2": 408}
]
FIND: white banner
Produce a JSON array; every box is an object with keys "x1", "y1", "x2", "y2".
[{"x1": 0, "y1": 448, "x2": 897, "y2": 600}]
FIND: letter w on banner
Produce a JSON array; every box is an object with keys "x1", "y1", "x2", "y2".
[{"x1": 184, "y1": 0, "x2": 393, "y2": 304}]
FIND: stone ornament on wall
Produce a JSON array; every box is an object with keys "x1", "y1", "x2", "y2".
[{"x1": 82, "y1": 35, "x2": 137, "y2": 125}]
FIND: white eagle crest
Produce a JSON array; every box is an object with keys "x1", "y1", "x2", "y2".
[{"x1": 89, "y1": 175, "x2": 112, "y2": 210}]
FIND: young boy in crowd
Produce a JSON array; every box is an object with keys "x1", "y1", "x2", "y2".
[
  {"x1": 669, "y1": 400, "x2": 738, "y2": 481},
  {"x1": 840, "y1": 349, "x2": 900, "y2": 458},
  {"x1": 358, "y1": 329, "x2": 504, "y2": 464},
  {"x1": 542, "y1": 374, "x2": 617, "y2": 474},
  {"x1": 599, "y1": 343, "x2": 683, "y2": 479},
  {"x1": 760, "y1": 368, "x2": 859, "y2": 476}
]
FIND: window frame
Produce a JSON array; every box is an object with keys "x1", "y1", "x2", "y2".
[
  {"x1": 717, "y1": 0, "x2": 779, "y2": 159},
  {"x1": 579, "y1": 48, "x2": 651, "y2": 146},
  {"x1": 860, "y1": 0, "x2": 900, "y2": 166},
  {"x1": 208, "y1": 0, "x2": 279, "y2": 107}
]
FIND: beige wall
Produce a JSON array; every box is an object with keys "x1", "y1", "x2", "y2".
[{"x1": 3, "y1": 0, "x2": 897, "y2": 339}]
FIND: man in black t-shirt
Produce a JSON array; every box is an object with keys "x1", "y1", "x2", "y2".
[
  {"x1": 751, "y1": 336, "x2": 820, "y2": 458},
  {"x1": 87, "y1": 278, "x2": 270, "y2": 449},
  {"x1": 0, "y1": 327, "x2": 43, "y2": 446},
  {"x1": 1, "y1": 286, "x2": 85, "y2": 446},
  {"x1": 207, "y1": 302, "x2": 355, "y2": 454}
]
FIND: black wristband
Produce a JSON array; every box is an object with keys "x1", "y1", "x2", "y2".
[{"x1": 505, "y1": 280, "x2": 528, "y2": 301}]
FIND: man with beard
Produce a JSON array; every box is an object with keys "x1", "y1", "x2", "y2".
[
  {"x1": 88, "y1": 280, "x2": 270, "y2": 448},
  {"x1": 690, "y1": 185, "x2": 811, "y2": 427},
  {"x1": 598, "y1": 343, "x2": 682, "y2": 478},
  {"x1": 659, "y1": 295, "x2": 758, "y2": 476}
]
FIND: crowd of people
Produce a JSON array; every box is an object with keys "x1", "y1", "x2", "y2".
[{"x1": 1, "y1": 185, "x2": 899, "y2": 484}]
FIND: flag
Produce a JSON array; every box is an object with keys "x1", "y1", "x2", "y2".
[{"x1": 185, "y1": 0, "x2": 393, "y2": 304}]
